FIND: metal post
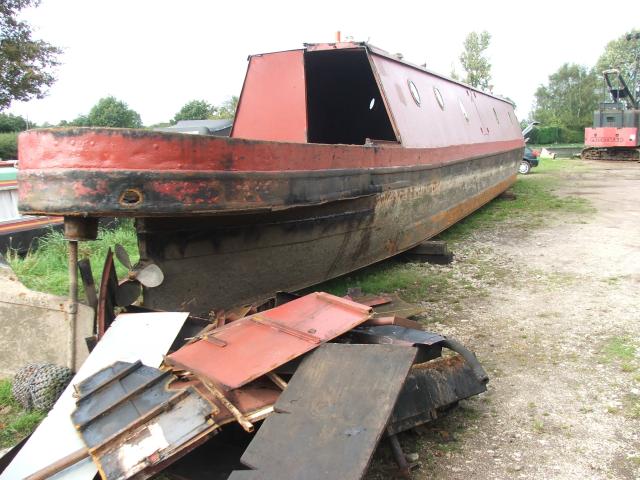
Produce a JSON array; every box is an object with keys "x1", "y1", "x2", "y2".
[{"x1": 67, "y1": 240, "x2": 78, "y2": 370}]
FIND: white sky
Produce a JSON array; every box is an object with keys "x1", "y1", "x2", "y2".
[{"x1": 6, "y1": 0, "x2": 639, "y2": 126}]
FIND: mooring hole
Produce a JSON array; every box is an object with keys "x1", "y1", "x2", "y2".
[{"x1": 119, "y1": 188, "x2": 143, "y2": 206}]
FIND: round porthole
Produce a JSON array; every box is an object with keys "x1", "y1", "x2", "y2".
[
  {"x1": 408, "y1": 80, "x2": 420, "y2": 106},
  {"x1": 369, "y1": 98, "x2": 376, "y2": 110},
  {"x1": 458, "y1": 98, "x2": 469, "y2": 122},
  {"x1": 433, "y1": 87, "x2": 444, "y2": 110},
  {"x1": 493, "y1": 107, "x2": 500, "y2": 124}
]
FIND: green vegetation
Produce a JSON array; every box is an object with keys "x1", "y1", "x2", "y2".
[
  {"x1": 0, "y1": 379, "x2": 46, "y2": 448},
  {"x1": 601, "y1": 336, "x2": 636, "y2": 363},
  {"x1": 6, "y1": 221, "x2": 138, "y2": 296},
  {"x1": 0, "y1": 1, "x2": 60, "y2": 111},
  {"x1": 171, "y1": 96, "x2": 239, "y2": 124},
  {"x1": 0, "y1": 132, "x2": 18, "y2": 159}
]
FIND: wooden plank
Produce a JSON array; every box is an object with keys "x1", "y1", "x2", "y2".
[{"x1": 229, "y1": 343, "x2": 416, "y2": 480}]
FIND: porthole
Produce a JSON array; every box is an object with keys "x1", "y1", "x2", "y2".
[
  {"x1": 433, "y1": 87, "x2": 444, "y2": 110},
  {"x1": 458, "y1": 98, "x2": 469, "y2": 122},
  {"x1": 408, "y1": 80, "x2": 420, "y2": 106},
  {"x1": 369, "y1": 98, "x2": 376, "y2": 110},
  {"x1": 493, "y1": 108, "x2": 500, "y2": 124}
]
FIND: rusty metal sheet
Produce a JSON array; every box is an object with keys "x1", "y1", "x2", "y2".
[
  {"x1": 388, "y1": 355, "x2": 488, "y2": 435},
  {"x1": 166, "y1": 292, "x2": 371, "y2": 390},
  {"x1": 1, "y1": 312, "x2": 188, "y2": 480},
  {"x1": 71, "y1": 361, "x2": 216, "y2": 480},
  {"x1": 229, "y1": 343, "x2": 416, "y2": 480},
  {"x1": 231, "y1": 50, "x2": 307, "y2": 142}
]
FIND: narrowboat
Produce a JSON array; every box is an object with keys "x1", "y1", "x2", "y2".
[{"x1": 18, "y1": 42, "x2": 524, "y2": 315}]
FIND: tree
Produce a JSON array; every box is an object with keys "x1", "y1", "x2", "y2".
[
  {"x1": 0, "y1": 112, "x2": 27, "y2": 132},
  {"x1": 0, "y1": 0, "x2": 61, "y2": 110},
  {"x1": 459, "y1": 31, "x2": 492, "y2": 90},
  {"x1": 85, "y1": 96, "x2": 142, "y2": 128},
  {"x1": 172, "y1": 100, "x2": 215, "y2": 124},
  {"x1": 532, "y1": 63, "x2": 598, "y2": 132},
  {"x1": 211, "y1": 96, "x2": 239, "y2": 119},
  {"x1": 595, "y1": 29, "x2": 640, "y2": 87}
]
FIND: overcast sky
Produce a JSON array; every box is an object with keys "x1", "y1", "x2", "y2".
[{"x1": 6, "y1": 0, "x2": 639, "y2": 126}]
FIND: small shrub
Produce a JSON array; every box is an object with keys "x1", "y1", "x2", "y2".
[{"x1": 0, "y1": 132, "x2": 18, "y2": 160}]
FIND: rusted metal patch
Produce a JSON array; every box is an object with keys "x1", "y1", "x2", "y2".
[
  {"x1": 165, "y1": 292, "x2": 372, "y2": 390},
  {"x1": 71, "y1": 361, "x2": 217, "y2": 480}
]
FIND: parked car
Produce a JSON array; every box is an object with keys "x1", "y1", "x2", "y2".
[{"x1": 519, "y1": 146, "x2": 539, "y2": 174}]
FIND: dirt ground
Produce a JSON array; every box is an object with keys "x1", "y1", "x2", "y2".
[{"x1": 383, "y1": 161, "x2": 640, "y2": 479}]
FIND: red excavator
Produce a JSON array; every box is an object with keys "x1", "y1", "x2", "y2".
[{"x1": 582, "y1": 66, "x2": 640, "y2": 161}]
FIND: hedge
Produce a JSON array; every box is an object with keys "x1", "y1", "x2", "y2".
[
  {"x1": 527, "y1": 126, "x2": 584, "y2": 145},
  {"x1": 0, "y1": 132, "x2": 18, "y2": 160}
]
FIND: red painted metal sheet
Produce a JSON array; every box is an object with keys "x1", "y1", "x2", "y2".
[
  {"x1": 165, "y1": 292, "x2": 372, "y2": 390},
  {"x1": 231, "y1": 50, "x2": 307, "y2": 142},
  {"x1": 18, "y1": 128, "x2": 522, "y2": 172},
  {"x1": 584, "y1": 127, "x2": 638, "y2": 147},
  {"x1": 369, "y1": 53, "x2": 523, "y2": 148}
]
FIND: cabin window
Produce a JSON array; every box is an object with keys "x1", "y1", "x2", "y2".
[
  {"x1": 408, "y1": 80, "x2": 421, "y2": 106},
  {"x1": 493, "y1": 108, "x2": 500, "y2": 124},
  {"x1": 305, "y1": 49, "x2": 397, "y2": 145},
  {"x1": 433, "y1": 87, "x2": 445, "y2": 110},
  {"x1": 507, "y1": 111, "x2": 513, "y2": 124}
]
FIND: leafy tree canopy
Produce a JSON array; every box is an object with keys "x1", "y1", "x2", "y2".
[
  {"x1": 172, "y1": 96, "x2": 239, "y2": 124},
  {"x1": 532, "y1": 63, "x2": 598, "y2": 131},
  {"x1": 0, "y1": 0, "x2": 61, "y2": 110},
  {"x1": 84, "y1": 96, "x2": 142, "y2": 128},
  {"x1": 459, "y1": 31, "x2": 492, "y2": 90},
  {"x1": 595, "y1": 28, "x2": 640, "y2": 86},
  {"x1": 210, "y1": 96, "x2": 239, "y2": 119},
  {"x1": 0, "y1": 112, "x2": 27, "y2": 132},
  {"x1": 172, "y1": 100, "x2": 215, "y2": 124}
]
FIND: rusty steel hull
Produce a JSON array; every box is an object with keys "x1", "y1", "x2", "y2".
[{"x1": 138, "y1": 149, "x2": 519, "y2": 314}]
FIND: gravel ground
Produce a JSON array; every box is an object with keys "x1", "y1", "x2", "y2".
[{"x1": 374, "y1": 161, "x2": 640, "y2": 479}]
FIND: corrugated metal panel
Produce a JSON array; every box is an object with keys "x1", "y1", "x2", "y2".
[
  {"x1": 369, "y1": 53, "x2": 522, "y2": 148},
  {"x1": 231, "y1": 50, "x2": 307, "y2": 143}
]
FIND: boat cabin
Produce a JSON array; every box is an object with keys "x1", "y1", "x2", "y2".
[{"x1": 231, "y1": 42, "x2": 521, "y2": 149}]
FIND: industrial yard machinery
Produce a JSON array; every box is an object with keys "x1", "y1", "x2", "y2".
[{"x1": 582, "y1": 34, "x2": 640, "y2": 161}]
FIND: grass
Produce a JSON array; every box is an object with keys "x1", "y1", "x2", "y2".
[
  {"x1": 601, "y1": 336, "x2": 637, "y2": 363},
  {"x1": 6, "y1": 220, "x2": 138, "y2": 296},
  {"x1": 312, "y1": 260, "x2": 455, "y2": 302},
  {"x1": 0, "y1": 379, "x2": 46, "y2": 448}
]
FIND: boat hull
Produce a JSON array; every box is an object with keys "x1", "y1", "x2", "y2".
[{"x1": 138, "y1": 148, "x2": 519, "y2": 314}]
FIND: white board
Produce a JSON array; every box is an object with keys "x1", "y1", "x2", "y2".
[{"x1": 1, "y1": 312, "x2": 188, "y2": 480}]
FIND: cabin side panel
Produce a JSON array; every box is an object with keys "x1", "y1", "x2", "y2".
[
  {"x1": 231, "y1": 50, "x2": 308, "y2": 143},
  {"x1": 370, "y1": 54, "x2": 522, "y2": 149}
]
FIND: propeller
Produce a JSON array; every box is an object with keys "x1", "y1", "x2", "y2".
[{"x1": 113, "y1": 244, "x2": 164, "y2": 307}]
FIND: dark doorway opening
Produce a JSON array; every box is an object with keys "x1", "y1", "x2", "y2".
[{"x1": 305, "y1": 49, "x2": 397, "y2": 145}]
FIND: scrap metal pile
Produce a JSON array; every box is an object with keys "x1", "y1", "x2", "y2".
[{"x1": 2, "y1": 289, "x2": 488, "y2": 480}]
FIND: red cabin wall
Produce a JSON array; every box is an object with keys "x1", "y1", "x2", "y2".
[{"x1": 231, "y1": 50, "x2": 308, "y2": 143}]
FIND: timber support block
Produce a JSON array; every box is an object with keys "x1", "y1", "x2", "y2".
[{"x1": 403, "y1": 241, "x2": 453, "y2": 265}]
